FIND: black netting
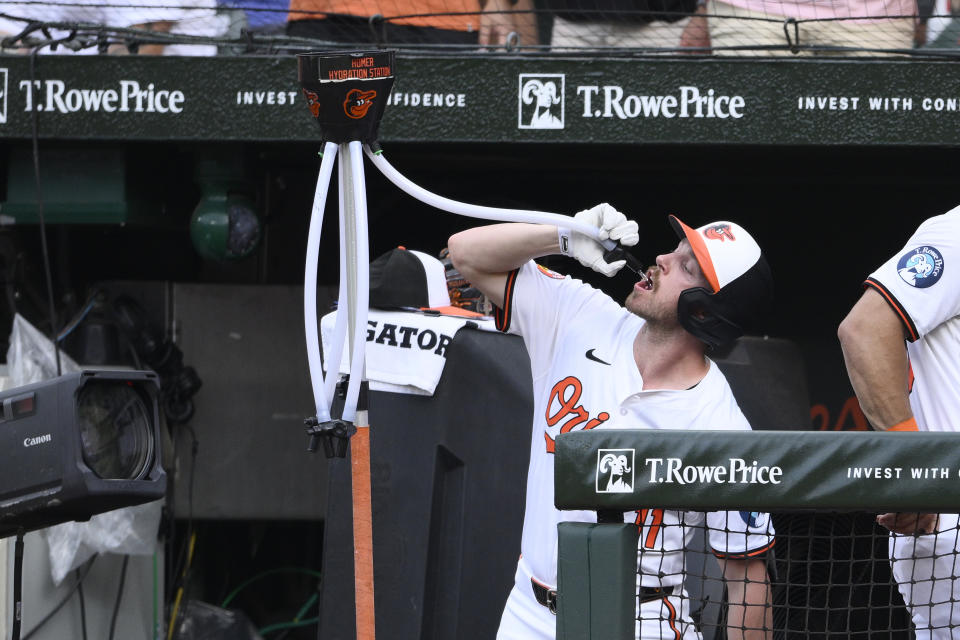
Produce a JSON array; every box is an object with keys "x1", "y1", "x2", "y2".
[
  {"x1": 0, "y1": 0, "x2": 956, "y2": 57},
  {"x1": 629, "y1": 509, "x2": 947, "y2": 639}
]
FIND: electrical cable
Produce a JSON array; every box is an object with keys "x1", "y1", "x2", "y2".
[
  {"x1": 56, "y1": 290, "x2": 101, "y2": 342},
  {"x1": 28, "y1": 48, "x2": 61, "y2": 376},
  {"x1": 107, "y1": 555, "x2": 130, "y2": 640},
  {"x1": 21, "y1": 556, "x2": 98, "y2": 640},
  {"x1": 220, "y1": 567, "x2": 323, "y2": 609},
  {"x1": 166, "y1": 424, "x2": 197, "y2": 601},
  {"x1": 152, "y1": 552, "x2": 159, "y2": 640},
  {"x1": 166, "y1": 531, "x2": 196, "y2": 640},
  {"x1": 75, "y1": 568, "x2": 88, "y2": 640},
  {"x1": 258, "y1": 616, "x2": 320, "y2": 637},
  {"x1": 262, "y1": 592, "x2": 320, "y2": 638},
  {"x1": 219, "y1": 568, "x2": 322, "y2": 640},
  {"x1": 167, "y1": 424, "x2": 198, "y2": 640},
  {"x1": 10, "y1": 529, "x2": 24, "y2": 640},
  {"x1": 271, "y1": 592, "x2": 319, "y2": 640},
  {"x1": 292, "y1": 592, "x2": 318, "y2": 622}
]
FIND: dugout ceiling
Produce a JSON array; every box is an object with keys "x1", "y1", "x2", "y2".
[{"x1": 1, "y1": 54, "x2": 960, "y2": 145}]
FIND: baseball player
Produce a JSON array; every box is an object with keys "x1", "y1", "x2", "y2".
[
  {"x1": 446, "y1": 204, "x2": 776, "y2": 640},
  {"x1": 838, "y1": 205, "x2": 960, "y2": 639}
]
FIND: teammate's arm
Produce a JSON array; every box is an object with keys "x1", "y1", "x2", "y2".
[
  {"x1": 838, "y1": 288, "x2": 913, "y2": 430},
  {"x1": 721, "y1": 557, "x2": 772, "y2": 640},
  {"x1": 839, "y1": 289, "x2": 939, "y2": 535},
  {"x1": 447, "y1": 223, "x2": 561, "y2": 308}
]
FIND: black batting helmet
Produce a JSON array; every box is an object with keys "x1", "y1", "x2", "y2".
[{"x1": 669, "y1": 215, "x2": 774, "y2": 349}]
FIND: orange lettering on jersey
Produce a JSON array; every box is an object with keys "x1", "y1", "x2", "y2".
[
  {"x1": 544, "y1": 376, "x2": 610, "y2": 453},
  {"x1": 634, "y1": 508, "x2": 664, "y2": 548}
]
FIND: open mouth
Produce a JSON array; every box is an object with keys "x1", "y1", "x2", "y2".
[{"x1": 637, "y1": 273, "x2": 654, "y2": 291}]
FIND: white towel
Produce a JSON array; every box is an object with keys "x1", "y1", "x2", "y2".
[{"x1": 320, "y1": 309, "x2": 496, "y2": 396}]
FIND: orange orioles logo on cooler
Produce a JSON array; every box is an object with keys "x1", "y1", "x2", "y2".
[
  {"x1": 302, "y1": 89, "x2": 321, "y2": 118},
  {"x1": 704, "y1": 224, "x2": 736, "y2": 242},
  {"x1": 343, "y1": 88, "x2": 377, "y2": 119},
  {"x1": 544, "y1": 376, "x2": 609, "y2": 453}
]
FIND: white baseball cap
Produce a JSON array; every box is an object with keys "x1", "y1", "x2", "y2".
[{"x1": 668, "y1": 216, "x2": 763, "y2": 293}]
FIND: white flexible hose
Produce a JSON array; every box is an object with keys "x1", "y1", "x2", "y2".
[
  {"x1": 341, "y1": 141, "x2": 370, "y2": 423},
  {"x1": 304, "y1": 141, "x2": 338, "y2": 421},
  {"x1": 321, "y1": 152, "x2": 350, "y2": 412},
  {"x1": 309, "y1": 142, "x2": 628, "y2": 426},
  {"x1": 364, "y1": 146, "x2": 618, "y2": 251}
]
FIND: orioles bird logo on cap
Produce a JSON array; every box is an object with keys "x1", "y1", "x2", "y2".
[
  {"x1": 302, "y1": 89, "x2": 321, "y2": 118},
  {"x1": 704, "y1": 224, "x2": 736, "y2": 242},
  {"x1": 344, "y1": 88, "x2": 377, "y2": 119}
]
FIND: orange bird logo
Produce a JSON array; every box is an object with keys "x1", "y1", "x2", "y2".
[
  {"x1": 704, "y1": 224, "x2": 736, "y2": 242},
  {"x1": 302, "y1": 89, "x2": 321, "y2": 118},
  {"x1": 343, "y1": 88, "x2": 377, "y2": 119}
]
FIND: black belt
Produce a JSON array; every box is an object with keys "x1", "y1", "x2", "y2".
[
  {"x1": 531, "y1": 578, "x2": 558, "y2": 614},
  {"x1": 531, "y1": 579, "x2": 679, "y2": 614},
  {"x1": 639, "y1": 584, "x2": 679, "y2": 604}
]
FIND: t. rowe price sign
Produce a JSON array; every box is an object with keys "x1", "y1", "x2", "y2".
[
  {"x1": 18, "y1": 78, "x2": 185, "y2": 114},
  {"x1": 1, "y1": 55, "x2": 959, "y2": 146}
]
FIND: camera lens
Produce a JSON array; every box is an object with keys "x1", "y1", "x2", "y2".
[{"x1": 77, "y1": 381, "x2": 155, "y2": 480}]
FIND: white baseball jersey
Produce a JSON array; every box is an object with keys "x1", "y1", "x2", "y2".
[
  {"x1": 495, "y1": 261, "x2": 774, "y2": 639},
  {"x1": 865, "y1": 206, "x2": 960, "y2": 639},
  {"x1": 865, "y1": 206, "x2": 960, "y2": 433}
]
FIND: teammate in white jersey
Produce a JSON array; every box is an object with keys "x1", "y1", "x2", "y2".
[
  {"x1": 447, "y1": 204, "x2": 776, "y2": 640},
  {"x1": 839, "y1": 205, "x2": 960, "y2": 640}
]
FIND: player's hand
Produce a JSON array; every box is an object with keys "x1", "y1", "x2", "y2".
[
  {"x1": 568, "y1": 203, "x2": 640, "y2": 277},
  {"x1": 876, "y1": 512, "x2": 939, "y2": 535},
  {"x1": 479, "y1": 0, "x2": 539, "y2": 47}
]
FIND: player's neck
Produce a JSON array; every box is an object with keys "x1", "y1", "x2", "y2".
[{"x1": 633, "y1": 325, "x2": 709, "y2": 391}]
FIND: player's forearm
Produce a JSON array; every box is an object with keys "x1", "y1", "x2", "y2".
[
  {"x1": 447, "y1": 223, "x2": 559, "y2": 306},
  {"x1": 838, "y1": 289, "x2": 913, "y2": 430},
  {"x1": 723, "y1": 558, "x2": 772, "y2": 640}
]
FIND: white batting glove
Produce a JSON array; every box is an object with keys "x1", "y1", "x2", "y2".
[{"x1": 558, "y1": 203, "x2": 639, "y2": 277}]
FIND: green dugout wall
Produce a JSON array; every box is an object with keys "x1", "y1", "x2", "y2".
[
  {"x1": 1, "y1": 55, "x2": 960, "y2": 145},
  {"x1": 553, "y1": 430, "x2": 960, "y2": 640},
  {"x1": 556, "y1": 430, "x2": 960, "y2": 513}
]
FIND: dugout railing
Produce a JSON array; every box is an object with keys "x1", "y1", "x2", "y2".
[{"x1": 554, "y1": 429, "x2": 960, "y2": 639}]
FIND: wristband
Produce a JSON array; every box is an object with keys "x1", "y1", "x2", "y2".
[
  {"x1": 557, "y1": 227, "x2": 572, "y2": 256},
  {"x1": 888, "y1": 417, "x2": 919, "y2": 431}
]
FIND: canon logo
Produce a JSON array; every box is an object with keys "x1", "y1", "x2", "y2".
[{"x1": 23, "y1": 434, "x2": 52, "y2": 447}]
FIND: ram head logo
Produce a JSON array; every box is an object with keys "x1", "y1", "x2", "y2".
[
  {"x1": 520, "y1": 77, "x2": 563, "y2": 129},
  {"x1": 599, "y1": 452, "x2": 633, "y2": 493}
]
